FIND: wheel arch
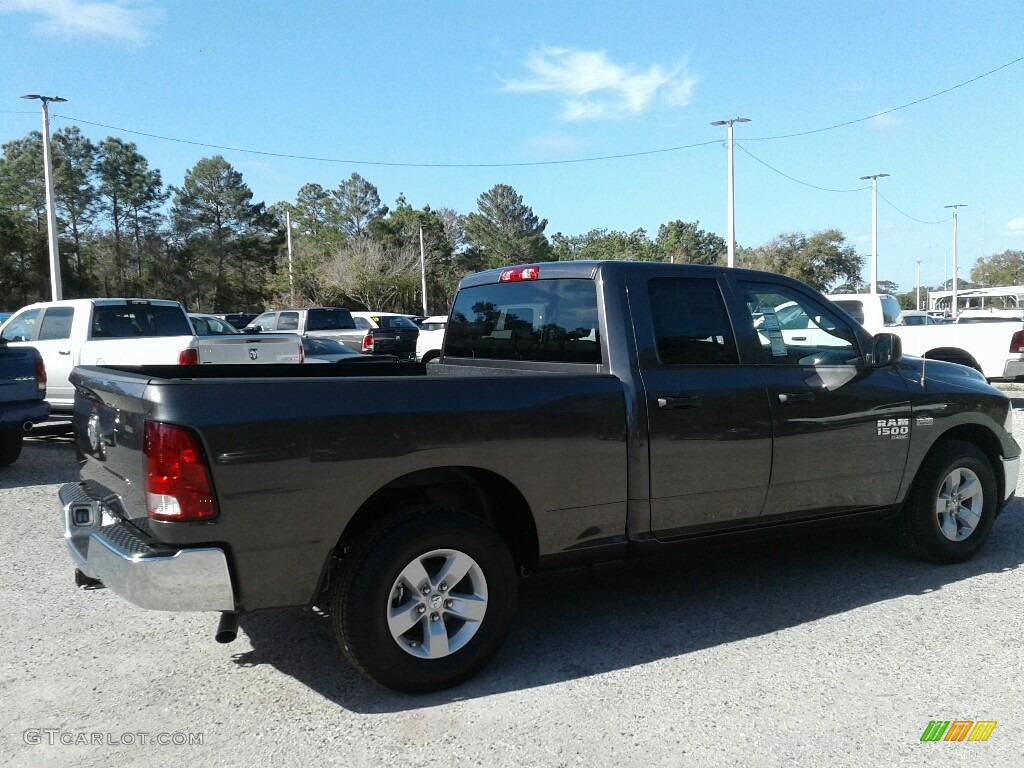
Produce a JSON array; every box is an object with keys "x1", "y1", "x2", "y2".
[
  {"x1": 923, "y1": 347, "x2": 983, "y2": 373},
  {"x1": 911, "y1": 424, "x2": 1007, "y2": 503},
  {"x1": 332, "y1": 465, "x2": 540, "y2": 577}
]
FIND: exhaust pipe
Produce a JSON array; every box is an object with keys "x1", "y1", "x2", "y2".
[
  {"x1": 215, "y1": 611, "x2": 240, "y2": 643},
  {"x1": 23, "y1": 421, "x2": 33, "y2": 432}
]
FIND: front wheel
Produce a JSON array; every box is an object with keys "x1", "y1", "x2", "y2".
[
  {"x1": 899, "y1": 440, "x2": 998, "y2": 563},
  {"x1": 0, "y1": 428, "x2": 24, "y2": 467},
  {"x1": 331, "y1": 508, "x2": 518, "y2": 693}
]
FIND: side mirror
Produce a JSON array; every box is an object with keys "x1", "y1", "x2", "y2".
[
  {"x1": 870, "y1": 332, "x2": 902, "y2": 367},
  {"x1": 243, "y1": 325, "x2": 262, "y2": 333}
]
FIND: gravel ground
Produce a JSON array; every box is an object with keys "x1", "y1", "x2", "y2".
[{"x1": 2, "y1": 409, "x2": 1023, "y2": 768}]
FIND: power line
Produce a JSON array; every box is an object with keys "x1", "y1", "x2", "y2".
[
  {"x1": 51, "y1": 115, "x2": 722, "y2": 167},
  {"x1": 21, "y1": 53, "x2": 1017, "y2": 169},
  {"x1": 877, "y1": 192, "x2": 952, "y2": 225},
  {"x1": 735, "y1": 143, "x2": 867, "y2": 192},
  {"x1": 745, "y1": 55, "x2": 1024, "y2": 141}
]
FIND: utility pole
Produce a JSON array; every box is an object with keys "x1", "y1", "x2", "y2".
[
  {"x1": 916, "y1": 260, "x2": 922, "y2": 310},
  {"x1": 944, "y1": 204, "x2": 967, "y2": 318},
  {"x1": 859, "y1": 173, "x2": 889, "y2": 293},
  {"x1": 21, "y1": 94, "x2": 67, "y2": 301},
  {"x1": 419, "y1": 227, "x2": 428, "y2": 316},
  {"x1": 711, "y1": 117, "x2": 750, "y2": 268},
  {"x1": 285, "y1": 210, "x2": 294, "y2": 305}
]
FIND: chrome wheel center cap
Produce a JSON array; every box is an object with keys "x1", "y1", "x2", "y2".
[{"x1": 429, "y1": 594, "x2": 443, "y2": 610}]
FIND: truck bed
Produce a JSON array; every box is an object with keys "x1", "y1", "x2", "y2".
[{"x1": 68, "y1": 360, "x2": 628, "y2": 611}]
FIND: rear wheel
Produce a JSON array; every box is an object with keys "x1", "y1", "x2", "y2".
[
  {"x1": 899, "y1": 440, "x2": 997, "y2": 563},
  {"x1": 0, "y1": 428, "x2": 23, "y2": 467},
  {"x1": 331, "y1": 508, "x2": 517, "y2": 693}
]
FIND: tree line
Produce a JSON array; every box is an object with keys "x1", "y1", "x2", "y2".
[{"x1": 3, "y1": 126, "x2": 1021, "y2": 315}]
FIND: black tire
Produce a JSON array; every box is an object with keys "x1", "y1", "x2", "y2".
[
  {"x1": 899, "y1": 440, "x2": 997, "y2": 563},
  {"x1": 0, "y1": 428, "x2": 23, "y2": 467},
  {"x1": 421, "y1": 350, "x2": 440, "y2": 365},
  {"x1": 331, "y1": 508, "x2": 518, "y2": 693}
]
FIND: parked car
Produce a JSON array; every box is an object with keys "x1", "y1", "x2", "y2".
[
  {"x1": 216, "y1": 313, "x2": 259, "y2": 330},
  {"x1": 188, "y1": 313, "x2": 242, "y2": 335},
  {"x1": 188, "y1": 312, "x2": 304, "y2": 364},
  {"x1": 302, "y1": 336, "x2": 372, "y2": 363},
  {"x1": 414, "y1": 314, "x2": 448, "y2": 363},
  {"x1": 350, "y1": 312, "x2": 420, "y2": 360},
  {"x1": 244, "y1": 306, "x2": 412, "y2": 359},
  {"x1": 58, "y1": 260, "x2": 1020, "y2": 694},
  {"x1": 0, "y1": 343, "x2": 48, "y2": 466},
  {"x1": 828, "y1": 293, "x2": 1024, "y2": 380},
  {"x1": 901, "y1": 310, "x2": 941, "y2": 326}
]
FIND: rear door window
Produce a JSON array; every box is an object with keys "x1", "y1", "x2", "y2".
[
  {"x1": 445, "y1": 278, "x2": 601, "y2": 364},
  {"x1": 38, "y1": 307, "x2": 75, "y2": 340},
  {"x1": 277, "y1": 312, "x2": 299, "y2": 331},
  {"x1": 648, "y1": 277, "x2": 738, "y2": 365}
]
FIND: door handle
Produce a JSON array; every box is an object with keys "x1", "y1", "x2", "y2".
[
  {"x1": 657, "y1": 395, "x2": 700, "y2": 409},
  {"x1": 791, "y1": 335, "x2": 807, "y2": 341},
  {"x1": 58, "y1": 350, "x2": 71, "y2": 355},
  {"x1": 778, "y1": 392, "x2": 814, "y2": 403}
]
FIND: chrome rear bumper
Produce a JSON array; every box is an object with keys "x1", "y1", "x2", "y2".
[{"x1": 59, "y1": 482, "x2": 234, "y2": 612}]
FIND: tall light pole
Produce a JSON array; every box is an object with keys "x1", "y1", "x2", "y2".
[
  {"x1": 916, "y1": 260, "x2": 922, "y2": 310},
  {"x1": 285, "y1": 210, "x2": 295, "y2": 305},
  {"x1": 944, "y1": 204, "x2": 967, "y2": 317},
  {"x1": 859, "y1": 173, "x2": 889, "y2": 293},
  {"x1": 711, "y1": 117, "x2": 750, "y2": 268},
  {"x1": 22, "y1": 94, "x2": 67, "y2": 301},
  {"x1": 419, "y1": 227, "x2": 428, "y2": 316}
]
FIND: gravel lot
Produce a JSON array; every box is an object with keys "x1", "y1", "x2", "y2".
[{"x1": 2, "y1": 406, "x2": 1023, "y2": 768}]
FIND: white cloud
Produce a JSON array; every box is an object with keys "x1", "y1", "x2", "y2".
[
  {"x1": 870, "y1": 110, "x2": 904, "y2": 130},
  {"x1": 1001, "y1": 216, "x2": 1024, "y2": 237},
  {"x1": 2, "y1": 0, "x2": 163, "y2": 44},
  {"x1": 501, "y1": 47, "x2": 697, "y2": 122}
]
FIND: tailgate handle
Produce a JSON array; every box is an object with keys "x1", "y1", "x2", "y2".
[
  {"x1": 657, "y1": 395, "x2": 700, "y2": 410},
  {"x1": 779, "y1": 392, "x2": 814, "y2": 404}
]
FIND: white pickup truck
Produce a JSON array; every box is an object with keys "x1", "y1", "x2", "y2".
[
  {"x1": 0, "y1": 299, "x2": 303, "y2": 414},
  {"x1": 828, "y1": 293, "x2": 1024, "y2": 381}
]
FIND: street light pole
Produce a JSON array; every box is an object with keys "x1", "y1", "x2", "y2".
[
  {"x1": 859, "y1": 173, "x2": 889, "y2": 293},
  {"x1": 944, "y1": 204, "x2": 967, "y2": 318},
  {"x1": 285, "y1": 210, "x2": 294, "y2": 305},
  {"x1": 419, "y1": 227, "x2": 428, "y2": 316},
  {"x1": 916, "y1": 260, "x2": 922, "y2": 310},
  {"x1": 711, "y1": 117, "x2": 750, "y2": 268},
  {"x1": 21, "y1": 94, "x2": 67, "y2": 301}
]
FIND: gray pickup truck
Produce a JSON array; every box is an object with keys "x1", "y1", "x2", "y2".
[
  {"x1": 244, "y1": 306, "x2": 418, "y2": 359},
  {"x1": 0, "y1": 343, "x2": 48, "y2": 466},
  {"x1": 58, "y1": 261, "x2": 1020, "y2": 692}
]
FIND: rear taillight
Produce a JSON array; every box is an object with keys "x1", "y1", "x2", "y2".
[
  {"x1": 1011, "y1": 330, "x2": 1024, "y2": 354},
  {"x1": 361, "y1": 332, "x2": 374, "y2": 353},
  {"x1": 35, "y1": 356, "x2": 47, "y2": 393},
  {"x1": 144, "y1": 421, "x2": 218, "y2": 521},
  {"x1": 298, "y1": 342, "x2": 305, "y2": 363},
  {"x1": 178, "y1": 347, "x2": 199, "y2": 365}
]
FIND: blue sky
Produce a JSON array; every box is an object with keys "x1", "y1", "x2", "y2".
[{"x1": 2, "y1": 0, "x2": 1022, "y2": 294}]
